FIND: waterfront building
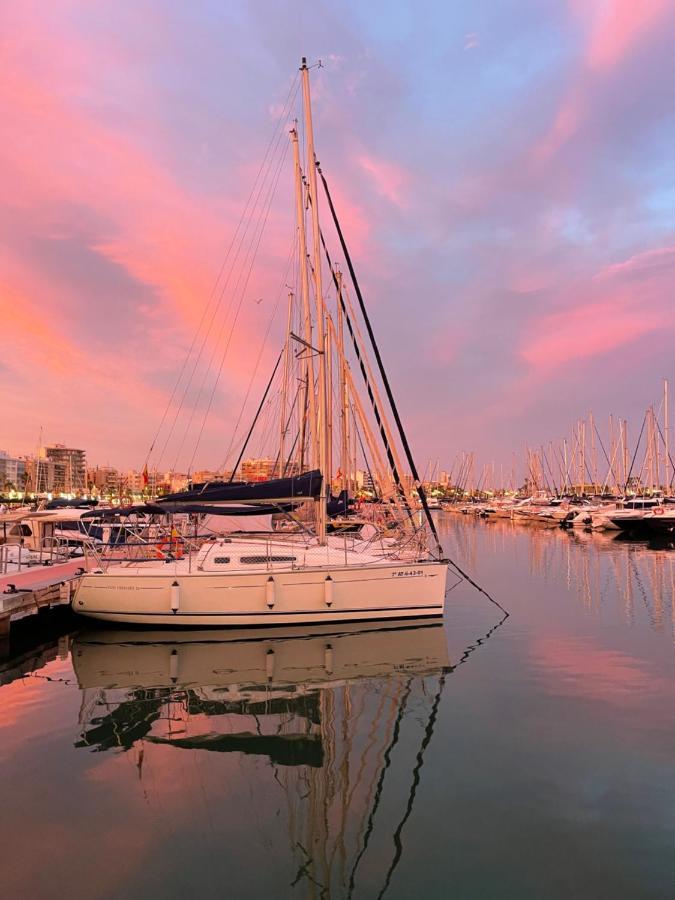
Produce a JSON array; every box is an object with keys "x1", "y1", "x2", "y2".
[
  {"x1": 240, "y1": 457, "x2": 278, "y2": 482},
  {"x1": 191, "y1": 469, "x2": 224, "y2": 485},
  {"x1": 88, "y1": 466, "x2": 121, "y2": 496},
  {"x1": 0, "y1": 451, "x2": 26, "y2": 493},
  {"x1": 124, "y1": 469, "x2": 155, "y2": 495},
  {"x1": 24, "y1": 455, "x2": 56, "y2": 493},
  {"x1": 166, "y1": 472, "x2": 190, "y2": 493},
  {"x1": 40, "y1": 444, "x2": 87, "y2": 494}
]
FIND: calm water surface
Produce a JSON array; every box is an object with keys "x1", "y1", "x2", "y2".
[{"x1": 1, "y1": 515, "x2": 674, "y2": 899}]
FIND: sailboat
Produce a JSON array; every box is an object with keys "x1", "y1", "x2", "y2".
[{"x1": 72, "y1": 59, "x2": 449, "y2": 627}]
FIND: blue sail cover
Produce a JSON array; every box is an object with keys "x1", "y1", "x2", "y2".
[
  {"x1": 157, "y1": 469, "x2": 322, "y2": 504},
  {"x1": 80, "y1": 503, "x2": 294, "y2": 519}
]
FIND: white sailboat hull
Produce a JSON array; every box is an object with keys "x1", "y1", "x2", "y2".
[{"x1": 73, "y1": 559, "x2": 448, "y2": 626}]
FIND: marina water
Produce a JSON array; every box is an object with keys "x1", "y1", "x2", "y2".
[{"x1": 1, "y1": 514, "x2": 673, "y2": 899}]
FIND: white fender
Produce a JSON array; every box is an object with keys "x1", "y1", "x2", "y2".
[
  {"x1": 324, "y1": 574, "x2": 333, "y2": 606},
  {"x1": 266, "y1": 649, "x2": 275, "y2": 680},
  {"x1": 324, "y1": 643, "x2": 333, "y2": 673},
  {"x1": 170, "y1": 580, "x2": 180, "y2": 614},
  {"x1": 266, "y1": 576, "x2": 275, "y2": 608}
]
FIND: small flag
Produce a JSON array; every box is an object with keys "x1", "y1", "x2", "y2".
[{"x1": 142, "y1": 464, "x2": 149, "y2": 487}]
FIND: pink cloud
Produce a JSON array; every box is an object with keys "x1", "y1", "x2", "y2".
[
  {"x1": 583, "y1": 0, "x2": 670, "y2": 72},
  {"x1": 0, "y1": 8, "x2": 296, "y2": 466},
  {"x1": 521, "y1": 300, "x2": 661, "y2": 372},
  {"x1": 535, "y1": 1, "x2": 671, "y2": 161},
  {"x1": 594, "y1": 245, "x2": 675, "y2": 281},
  {"x1": 520, "y1": 241, "x2": 675, "y2": 374},
  {"x1": 356, "y1": 153, "x2": 409, "y2": 208},
  {"x1": 533, "y1": 94, "x2": 585, "y2": 162}
]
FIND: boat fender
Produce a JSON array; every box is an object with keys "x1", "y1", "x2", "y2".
[
  {"x1": 324, "y1": 643, "x2": 333, "y2": 673},
  {"x1": 266, "y1": 576, "x2": 275, "y2": 608},
  {"x1": 170, "y1": 580, "x2": 180, "y2": 614},
  {"x1": 266, "y1": 649, "x2": 275, "y2": 680},
  {"x1": 324, "y1": 574, "x2": 333, "y2": 606},
  {"x1": 170, "y1": 649, "x2": 179, "y2": 682}
]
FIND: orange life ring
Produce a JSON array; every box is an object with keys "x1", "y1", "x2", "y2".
[{"x1": 654, "y1": 507, "x2": 664, "y2": 515}]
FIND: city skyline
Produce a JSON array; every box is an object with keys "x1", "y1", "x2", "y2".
[{"x1": 2, "y1": 1, "x2": 674, "y2": 472}]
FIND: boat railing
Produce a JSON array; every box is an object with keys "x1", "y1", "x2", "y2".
[
  {"x1": 75, "y1": 521, "x2": 218, "y2": 572},
  {"x1": 0, "y1": 535, "x2": 74, "y2": 575}
]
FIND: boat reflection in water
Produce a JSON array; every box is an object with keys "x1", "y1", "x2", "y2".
[
  {"x1": 449, "y1": 512, "x2": 675, "y2": 637},
  {"x1": 72, "y1": 620, "x2": 453, "y2": 896}
]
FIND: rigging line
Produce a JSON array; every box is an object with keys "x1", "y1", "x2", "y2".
[
  {"x1": 651, "y1": 415, "x2": 675, "y2": 488},
  {"x1": 320, "y1": 167, "x2": 505, "y2": 613},
  {"x1": 165, "y1": 122, "x2": 294, "y2": 473},
  {"x1": 346, "y1": 679, "x2": 414, "y2": 900},
  {"x1": 190, "y1": 138, "x2": 289, "y2": 465},
  {"x1": 624, "y1": 411, "x2": 647, "y2": 492},
  {"x1": 352, "y1": 404, "x2": 379, "y2": 501},
  {"x1": 592, "y1": 421, "x2": 615, "y2": 487},
  {"x1": 371, "y1": 607, "x2": 511, "y2": 900},
  {"x1": 252, "y1": 390, "x2": 282, "y2": 460},
  {"x1": 320, "y1": 231, "x2": 408, "y2": 506},
  {"x1": 279, "y1": 382, "x2": 303, "y2": 476},
  {"x1": 159, "y1": 97, "x2": 297, "y2": 474},
  {"x1": 187, "y1": 138, "x2": 292, "y2": 471},
  {"x1": 227, "y1": 349, "x2": 285, "y2": 483},
  {"x1": 317, "y1": 167, "x2": 442, "y2": 557},
  {"x1": 375, "y1": 673, "x2": 446, "y2": 900},
  {"x1": 540, "y1": 447, "x2": 558, "y2": 496},
  {"x1": 145, "y1": 72, "x2": 300, "y2": 468},
  {"x1": 219, "y1": 234, "x2": 298, "y2": 472}
]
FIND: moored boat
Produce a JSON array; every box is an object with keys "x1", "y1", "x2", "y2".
[{"x1": 73, "y1": 59, "x2": 450, "y2": 627}]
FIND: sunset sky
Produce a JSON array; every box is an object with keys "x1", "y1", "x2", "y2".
[{"x1": 2, "y1": 0, "x2": 674, "y2": 473}]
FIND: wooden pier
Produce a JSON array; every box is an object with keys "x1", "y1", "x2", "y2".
[{"x1": 0, "y1": 558, "x2": 85, "y2": 637}]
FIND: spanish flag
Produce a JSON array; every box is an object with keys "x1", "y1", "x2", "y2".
[{"x1": 142, "y1": 464, "x2": 149, "y2": 487}]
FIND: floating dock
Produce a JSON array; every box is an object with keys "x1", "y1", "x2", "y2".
[{"x1": 0, "y1": 558, "x2": 85, "y2": 636}]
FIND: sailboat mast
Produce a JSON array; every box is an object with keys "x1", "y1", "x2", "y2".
[
  {"x1": 336, "y1": 270, "x2": 350, "y2": 495},
  {"x1": 326, "y1": 306, "x2": 333, "y2": 494},
  {"x1": 665, "y1": 378, "x2": 670, "y2": 494},
  {"x1": 301, "y1": 58, "x2": 328, "y2": 543},
  {"x1": 290, "y1": 126, "x2": 318, "y2": 472},
  {"x1": 278, "y1": 290, "x2": 294, "y2": 476}
]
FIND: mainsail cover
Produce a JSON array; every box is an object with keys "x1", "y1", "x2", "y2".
[
  {"x1": 80, "y1": 503, "x2": 294, "y2": 519},
  {"x1": 157, "y1": 469, "x2": 322, "y2": 504}
]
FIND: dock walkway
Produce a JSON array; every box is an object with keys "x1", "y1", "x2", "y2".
[{"x1": 0, "y1": 558, "x2": 85, "y2": 635}]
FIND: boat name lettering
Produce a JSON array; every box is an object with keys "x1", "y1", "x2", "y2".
[{"x1": 391, "y1": 570, "x2": 423, "y2": 577}]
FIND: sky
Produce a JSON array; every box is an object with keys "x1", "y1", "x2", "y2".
[{"x1": 1, "y1": 0, "x2": 674, "y2": 475}]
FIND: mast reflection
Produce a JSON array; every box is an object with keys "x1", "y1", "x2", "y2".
[{"x1": 72, "y1": 620, "x2": 461, "y2": 897}]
